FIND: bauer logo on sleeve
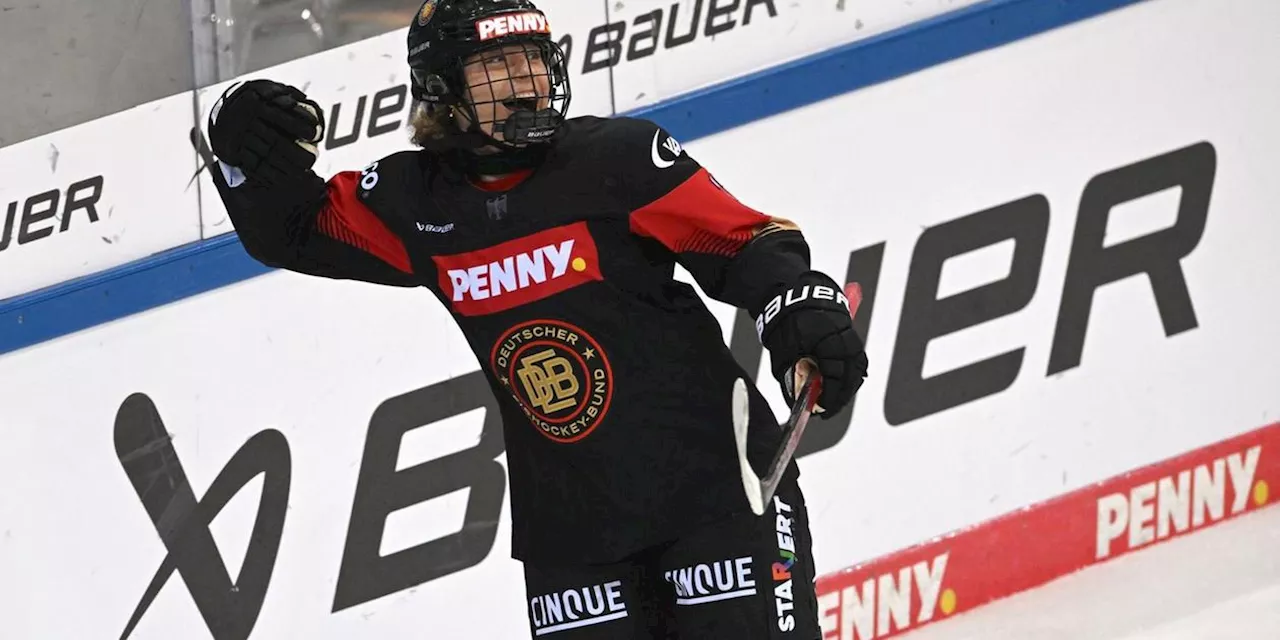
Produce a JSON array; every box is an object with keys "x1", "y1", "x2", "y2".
[{"x1": 432, "y1": 221, "x2": 603, "y2": 316}]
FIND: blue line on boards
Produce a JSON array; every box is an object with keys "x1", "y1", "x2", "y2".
[{"x1": 0, "y1": 0, "x2": 1147, "y2": 356}]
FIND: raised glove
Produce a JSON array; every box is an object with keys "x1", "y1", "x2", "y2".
[
  {"x1": 207, "y1": 79, "x2": 326, "y2": 186},
  {"x1": 756, "y1": 271, "x2": 868, "y2": 417}
]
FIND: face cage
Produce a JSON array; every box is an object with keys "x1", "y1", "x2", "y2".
[{"x1": 414, "y1": 39, "x2": 571, "y2": 150}]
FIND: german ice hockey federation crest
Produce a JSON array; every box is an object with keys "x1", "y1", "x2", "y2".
[
  {"x1": 417, "y1": 0, "x2": 438, "y2": 26},
  {"x1": 491, "y1": 320, "x2": 614, "y2": 443}
]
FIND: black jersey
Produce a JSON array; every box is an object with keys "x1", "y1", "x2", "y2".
[{"x1": 211, "y1": 115, "x2": 815, "y2": 564}]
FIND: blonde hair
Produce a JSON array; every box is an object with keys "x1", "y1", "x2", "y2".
[{"x1": 408, "y1": 101, "x2": 457, "y2": 149}]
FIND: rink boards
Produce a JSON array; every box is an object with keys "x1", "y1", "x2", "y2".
[
  {"x1": 0, "y1": 0, "x2": 986, "y2": 302},
  {"x1": 3, "y1": 0, "x2": 1280, "y2": 638}
]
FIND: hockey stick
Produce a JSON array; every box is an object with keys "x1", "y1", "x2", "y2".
[{"x1": 733, "y1": 361, "x2": 822, "y2": 516}]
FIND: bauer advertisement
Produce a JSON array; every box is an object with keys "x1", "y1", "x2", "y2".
[
  {"x1": 0, "y1": 93, "x2": 204, "y2": 300},
  {"x1": 0, "y1": 0, "x2": 982, "y2": 302},
  {"x1": 2, "y1": 0, "x2": 1278, "y2": 638}
]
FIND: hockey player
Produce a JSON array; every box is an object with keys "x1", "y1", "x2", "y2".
[{"x1": 205, "y1": 0, "x2": 867, "y2": 637}]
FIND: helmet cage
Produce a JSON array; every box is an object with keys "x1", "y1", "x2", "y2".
[{"x1": 409, "y1": 9, "x2": 571, "y2": 151}]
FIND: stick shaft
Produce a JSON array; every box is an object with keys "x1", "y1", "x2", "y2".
[{"x1": 758, "y1": 373, "x2": 820, "y2": 507}]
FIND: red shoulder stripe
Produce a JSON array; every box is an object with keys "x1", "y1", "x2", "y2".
[
  {"x1": 316, "y1": 171, "x2": 413, "y2": 274},
  {"x1": 629, "y1": 168, "x2": 773, "y2": 257}
]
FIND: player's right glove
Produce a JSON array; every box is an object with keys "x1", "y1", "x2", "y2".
[
  {"x1": 756, "y1": 271, "x2": 868, "y2": 418},
  {"x1": 207, "y1": 79, "x2": 326, "y2": 186}
]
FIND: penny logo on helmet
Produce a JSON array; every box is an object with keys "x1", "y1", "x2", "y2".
[
  {"x1": 491, "y1": 320, "x2": 613, "y2": 443},
  {"x1": 476, "y1": 11, "x2": 550, "y2": 41}
]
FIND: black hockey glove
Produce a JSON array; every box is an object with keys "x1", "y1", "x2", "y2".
[
  {"x1": 757, "y1": 271, "x2": 868, "y2": 417},
  {"x1": 207, "y1": 79, "x2": 326, "y2": 186}
]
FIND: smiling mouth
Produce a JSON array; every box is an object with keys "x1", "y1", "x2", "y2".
[{"x1": 502, "y1": 95, "x2": 540, "y2": 111}]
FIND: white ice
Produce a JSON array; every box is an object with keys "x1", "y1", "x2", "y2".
[{"x1": 902, "y1": 505, "x2": 1280, "y2": 640}]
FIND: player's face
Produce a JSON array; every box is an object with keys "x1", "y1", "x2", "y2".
[{"x1": 460, "y1": 42, "x2": 553, "y2": 142}]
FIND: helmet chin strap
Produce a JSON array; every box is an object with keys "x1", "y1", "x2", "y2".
[
  {"x1": 501, "y1": 108, "x2": 563, "y2": 144},
  {"x1": 434, "y1": 106, "x2": 561, "y2": 176}
]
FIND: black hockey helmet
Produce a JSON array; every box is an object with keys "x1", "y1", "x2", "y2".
[{"x1": 406, "y1": 0, "x2": 571, "y2": 152}]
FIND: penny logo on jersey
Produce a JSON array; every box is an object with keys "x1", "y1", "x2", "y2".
[
  {"x1": 491, "y1": 319, "x2": 614, "y2": 443},
  {"x1": 432, "y1": 221, "x2": 603, "y2": 316}
]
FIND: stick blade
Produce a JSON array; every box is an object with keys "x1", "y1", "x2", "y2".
[{"x1": 731, "y1": 378, "x2": 766, "y2": 515}]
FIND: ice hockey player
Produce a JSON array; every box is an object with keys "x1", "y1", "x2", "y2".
[{"x1": 204, "y1": 0, "x2": 867, "y2": 637}]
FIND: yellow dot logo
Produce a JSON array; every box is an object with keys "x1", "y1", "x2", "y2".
[
  {"x1": 940, "y1": 589, "x2": 957, "y2": 615},
  {"x1": 571, "y1": 257, "x2": 587, "y2": 272},
  {"x1": 1255, "y1": 480, "x2": 1270, "y2": 507}
]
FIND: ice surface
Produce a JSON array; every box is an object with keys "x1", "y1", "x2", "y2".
[{"x1": 902, "y1": 506, "x2": 1280, "y2": 640}]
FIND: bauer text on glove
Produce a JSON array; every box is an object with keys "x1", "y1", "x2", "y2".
[{"x1": 756, "y1": 271, "x2": 868, "y2": 417}]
